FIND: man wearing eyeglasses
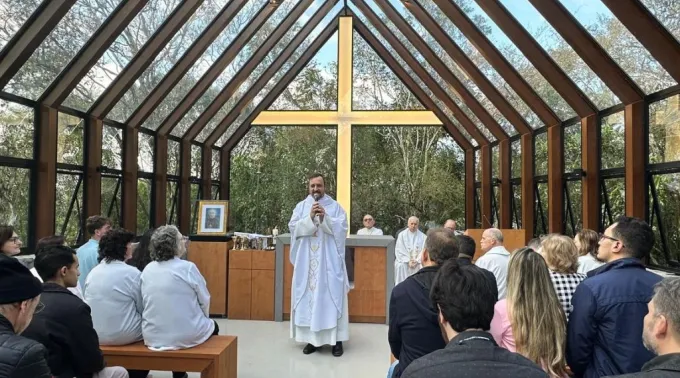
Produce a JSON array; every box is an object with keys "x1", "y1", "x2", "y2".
[
  {"x1": 357, "y1": 215, "x2": 383, "y2": 236},
  {"x1": 567, "y1": 216, "x2": 663, "y2": 378}
]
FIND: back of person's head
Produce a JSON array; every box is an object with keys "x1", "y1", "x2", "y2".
[
  {"x1": 36, "y1": 235, "x2": 65, "y2": 252},
  {"x1": 127, "y1": 228, "x2": 155, "y2": 271},
  {"x1": 34, "y1": 245, "x2": 78, "y2": 285},
  {"x1": 98, "y1": 228, "x2": 135, "y2": 263},
  {"x1": 575, "y1": 229, "x2": 599, "y2": 258},
  {"x1": 506, "y1": 247, "x2": 567, "y2": 377},
  {"x1": 611, "y1": 216, "x2": 654, "y2": 259},
  {"x1": 456, "y1": 234, "x2": 476, "y2": 259},
  {"x1": 86, "y1": 215, "x2": 111, "y2": 235},
  {"x1": 0, "y1": 256, "x2": 43, "y2": 334},
  {"x1": 540, "y1": 234, "x2": 579, "y2": 274},
  {"x1": 430, "y1": 260, "x2": 498, "y2": 335},
  {"x1": 644, "y1": 278, "x2": 680, "y2": 354},
  {"x1": 150, "y1": 225, "x2": 183, "y2": 262},
  {"x1": 527, "y1": 237, "x2": 542, "y2": 251},
  {"x1": 424, "y1": 228, "x2": 459, "y2": 265}
]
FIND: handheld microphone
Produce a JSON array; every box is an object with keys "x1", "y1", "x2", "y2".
[
  {"x1": 313, "y1": 193, "x2": 321, "y2": 201},
  {"x1": 312, "y1": 193, "x2": 321, "y2": 225}
]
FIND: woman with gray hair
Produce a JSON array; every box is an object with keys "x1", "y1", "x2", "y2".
[{"x1": 140, "y1": 225, "x2": 218, "y2": 357}]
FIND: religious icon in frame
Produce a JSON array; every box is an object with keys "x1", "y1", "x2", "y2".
[{"x1": 196, "y1": 200, "x2": 228, "y2": 235}]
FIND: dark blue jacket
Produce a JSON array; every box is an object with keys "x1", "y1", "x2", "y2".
[{"x1": 566, "y1": 258, "x2": 662, "y2": 378}]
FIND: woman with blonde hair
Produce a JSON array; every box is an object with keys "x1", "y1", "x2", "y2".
[
  {"x1": 490, "y1": 248, "x2": 568, "y2": 378},
  {"x1": 540, "y1": 234, "x2": 586, "y2": 318},
  {"x1": 574, "y1": 229, "x2": 604, "y2": 274}
]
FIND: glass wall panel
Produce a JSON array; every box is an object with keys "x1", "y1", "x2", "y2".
[
  {"x1": 475, "y1": 149, "x2": 481, "y2": 181},
  {"x1": 511, "y1": 139, "x2": 521, "y2": 178},
  {"x1": 600, "y1": 177, "x2": 625, "y2": 230},
  {"x1": 0, "y1": 166, "x2": 30, "y2": 243},
  {"x1": 512, "y1": 183, "x2": 522, "y2": 228},
  {"x1": 55, "y1": 173, "x2": 83, "y2": 245},
  {"x1": 648, "y1": 173, "x2": 680, "y2": 268},
  {"x1": 102, "y1": 125, "x2": 123, "y2": 170},
  {"x1": 211, "y1": 149, "x2": 220, "y2": 181},
  {"x1": 138, "y1": 132, "x2": 154, "y2": 173},
  {"x1": 0, "y1": 0, "x2": 43, "y2": 51},
  {"x1": 191, "y1": 144, "x2": 201, "y2": 178},
  {"x1": 535, "y1": 182, "x2": 548, "y2": 236},
  {"x1": 166, "y1": 180, "x2": 179, "y2": 226},
  {"x1": 649, "y1": 94, "x2": 680, "y2": 165},
  {"x1": 0, "y1": 99, "x2": 33, "y2": 159},
  {"x1": 167, "y1": 139, "x2": 179, "y2": 176},
  {"x1": 640, "y1": 1, "x2": 680, "y2": 46},
  {"x1": 535, "y1": 131, "x2": 548, "y2": 176},
  {"x1": 58, "y1": 113, "x2": 84, "y2": 165},
  {"x1": 211, "y1": 183, "x2": 220, "y2": 200},
  {"x1": 492, "y1": 145, "x2": 499, "y2": 179},
  {"x1": 6, "y1": 0, "x2": 123, "y2": 100},
  {"x1": 565, "y1": 180, "x2": 582, "y2": 237},
  {"x1": 564, "y1": 122, "x2": 581, "y2": 172},
  {"x1": 190, "y1": 182, "x2": 200, "y2": 234},
  {"x1": 101, "y1": 176, "x2": 122, "y2": 227},
  {"x1": 137, "y1": 178, "x2": 151, "y2": 234},
  {"x1": 601, "y1": 111, "x2": 625, "y2": 169}
]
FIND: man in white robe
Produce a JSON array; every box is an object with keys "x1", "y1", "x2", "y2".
[
  {"x1": 289, "y1": 174, "x2": 349, "y2": 357},
  {"x1": 394, "y1": 216, "x2": 426, "y2": 285},
  {"x1": 357, "y1": 214, "x2": 383, "y2": 235}
]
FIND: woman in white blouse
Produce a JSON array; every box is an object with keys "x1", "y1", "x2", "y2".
[{"x1": 141, "y1": 225, "x2": 218, "y2": 352}]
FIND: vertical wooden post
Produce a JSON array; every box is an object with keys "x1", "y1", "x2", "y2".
[
  {"x1": 625, "y1": 101, "x2": 647, "y2": 219},
  {"x1": 201, "y1": 144, "x2": 213, "y2": 200},
  {"x1": 83, "y1": 117, "x2": 103, "y2": 240},
  {"x1": 32, "y1": 105, "x2": 58, "y2": 243},
  {"x1": 581, "y1": 115, "x2": 600, "y2": 230},
  {"x1": 521, "y1": 133, "x2": 534, "y2": 241},
  {"x1": 178, "y1": 140, "x2": 191, "y2": 234},
  {"x1": 152, "y1": 135, "x2": 168, "y2": 227},
  {"x1": 465, "y1": 149, "x2": 475, "y2": 229},
  {"x1": 121, "y1": 126, "x2": 138, "y2": 232},
  {"x1": 548, "y1": 125, "x2": 564, "y2": 233},
  {"x1": 498, "y1": 139, "x2": 512, "y2": 229},
  {"x1": 480, "y1": 144, "x2": 492, "y2": 229}
]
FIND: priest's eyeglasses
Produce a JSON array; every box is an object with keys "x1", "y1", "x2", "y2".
[{"x1": 363, "y1": 218, "x2": 373, "y2": 222}]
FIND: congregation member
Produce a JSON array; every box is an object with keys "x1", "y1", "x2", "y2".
[
  {"x1": 77, "y1": 215, "x2": 112, "y2": 288},
  {"x1": 527, "y1": 237, "x2": 543, "y2": 252},
  {"x1": 394, "y1": 216, "x2": 426, "y2": 285},
  {"x1": 357, "y1": 214, "x2": 383, "y2": 235},
  {"x1": 388, "y1": 228, "x2": 459, "y2": 378},
  {"x1": 540, "y1": 234, "x2": 586, "y2": 318},
  {"x1": 574, "y1": 229, "x2": 604, "y2": 274},
  {"x1": 455, "y1": 234, "x2": 498, "y2": 287},
  {"x1": 490, "y1": 248, "x2": 569, "y2": 377},
  {"x1": 567, "y1": 217, "x2": 662, "y2": 378},
  {"x1": 402, "y1": 259, "x2": 548, "y2": 378},
  {"x1": 443, "y1": 219, "x2": 462, "y2": 235},
  {"x1": 0, "y1": 226, "x2": 21, "y2": 257},
  {"x1": 32, "y1": 235, "x2": 84, "y2": 299},
  {"x1": 24, "y1": 245, "x2": 128, "y2": 378},
  {"x1": 288, "y1": 174, "x2": 349, "y2": 357},
  {"x1": 475, "y1": 228, "x2": 510, "y2": 299},
  {"x1": 127, "y1": 228, "x2": 155, "y2": 272},
  {"x1": 0, "y1": 255, "x2": 52, "y2": 378},
  {"x1": 605, "y1": 278, "x2": 680, "y2": 377}
]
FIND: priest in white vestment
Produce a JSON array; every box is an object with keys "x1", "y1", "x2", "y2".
[
  {"x1": 289, "y1": 174, "x2": 349, "y2": 357},
  {"x1": 357, "y1": 214, "x2": 383, "y2": 235},
  {"x1": 394, "y1": 216, "x2": 426, "y2": 285}
]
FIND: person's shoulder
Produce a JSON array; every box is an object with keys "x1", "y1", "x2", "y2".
[{"x1": 401, "y1": 349, "x2": 449, "y2": 378}]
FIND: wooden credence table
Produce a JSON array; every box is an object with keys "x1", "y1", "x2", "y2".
[{"x1": 100, "y1": 336, "x2": 237, "y2": 378}]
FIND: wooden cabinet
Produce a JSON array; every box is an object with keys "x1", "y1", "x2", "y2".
[
  {"x1": 227, "y1": 250, "x2": 275, "y2": 321},
  {"x1": 188, "y1": 241, "x2": 230, "y2": 316}
]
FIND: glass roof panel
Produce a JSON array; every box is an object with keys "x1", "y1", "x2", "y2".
[
  {"x1": 560, "y1": 0, "x2": 676, "y2": 94},
  {"x1": 105, "y1": 0, "x2": 232, "y2": 122},
  {"x1": 640, "y1": 1, "x2": 680, "y2": 45},
  {"x1": 62, "y1": 0, "x2": 182, "y2": 112},
  {"x1": 5, "y1": 0, "x2": 124, "y2": 100},
  {"x1": 496, "y1": 0, "x2": 620, "y2": 109},
  {"x1": 0, "y1": 0, "x2": 43, "y2": 52},
  {"x1": 142, "y1": 1, "x2": 265, "y2": 130},
  {"x1": 169, "y1": 0, "x2": 300, "y2": 137}
]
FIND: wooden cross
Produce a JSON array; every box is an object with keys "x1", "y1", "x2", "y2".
[{"x1": 252, "y1": 16, "x2": 441, "y2": 217}]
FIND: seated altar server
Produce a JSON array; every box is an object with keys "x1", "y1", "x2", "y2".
[
  {"x1": 357, "y1": 214, "x2": 383, "y2": 235},
  {"x1": 289, "y1": 173, "x2": 349, "y2": 357},
  {"x1": 394, "y1": 217, "x2": 426, "y2": 285}
]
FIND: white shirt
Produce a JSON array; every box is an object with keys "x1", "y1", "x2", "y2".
[
  {"x1": 577, "y1": 254, "x2": 605, "y2": 275},
  {"x1": 30, "y1": 267, "x2": 84, "y2": 299},
  {"x1": 475, "y1": 246, "x2": 510, "y2": 300},
  {"x1": 357, "y1": 227, "x2": 383, "y2": 236},
  {"x1": 141, "y1": 257, "x2": 214, "y2": 350},
  {"x1": 84, "y1": 260, "x2": 143, "y2": 345}
]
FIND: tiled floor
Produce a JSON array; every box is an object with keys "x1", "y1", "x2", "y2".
[{"x1": 147, "y1": 319, "x2": 390, "y2": 378}]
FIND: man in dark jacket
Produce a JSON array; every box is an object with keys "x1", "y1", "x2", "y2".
[
  {"x1": 0, "y1": 255, "x2": 52, "y2": 378},
  {"x1": 388, "y1": 228, "x2": 459, "y2": 378},
  {"x1": 605, "y1": 278, "x2": 680, "y2": 378},
  {"x1": 402, "y1": 259, "x2": 547, "y2": 378},
  {"x1": 455, "y1": 235, "x2": 497, "y2": 287},
  {"x1": 567, "y1": 216, "x2": 663, "y2": 378},
  {"x1": 22, "y1": 245, "x2": 128, "y2": 378}
]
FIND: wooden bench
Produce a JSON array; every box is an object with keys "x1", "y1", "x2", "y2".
[{"x1": 100, "y1": 336, "x2": 237, "y2": 378}]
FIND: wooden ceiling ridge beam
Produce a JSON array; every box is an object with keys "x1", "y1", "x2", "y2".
[
  {"x1": 125, "y1": 0, "x2": 250, "y2": 129},
  {"x1": 407, "y1": 0, "x2": 544, "y2": 133},
  {"x1": 181, "y1": 0, "x2": 318, "y2": 141},
  {"x1": 155, "y1": 1, "x2": 280, "y2": 136},
  {"x1": 203, "y1": 0, "x2": 340, "y2": 147},
  {"x1": 351, "y1": 14, "x2": 473, "y2": 150},
  {"x1": 89, "y1": 1, "x2": 205, "y2": 118},
  {"x1": 352, "y1": 0, "x2": 488, "y2": 146},
  {"x1": 601, "y1": 0, "x2": 680, "y2": 83},
  {"x1": 472, "y1": 0, "x2": 597, "y2": 118},
  {"x1": 40, "y1": 0, "x2": 149, "y2": 107},
  {"x1": 371, "y1": 0, "x2": 508, "y2": 141},
  {"x1": 221, "y1": 18, "x2": 341, "y2": 152},
  {"x1": 527, "y1": 0, "x2": 644, "y2": 104},
  {"x1": 0, "y1": 0, "x2": 76, "y2": 90}
]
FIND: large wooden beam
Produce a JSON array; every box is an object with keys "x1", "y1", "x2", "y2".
[
  {"x1": 32, "y1": 105, "x2": 58, "y2": 241},
  {"x1": 498, "y1": 139, "x2": 512, "y2": 228},
  {"x1": 528, "y1": 0, "x2": 643, "y2": 105},
  {"x1": 473, "y1": 0, "x2": 597, "y2": 118},
  {"x1": 156, "y1": 2, "x2": 280, "y2": 136},
  {"x1": 0, "y1": 0, "x2": 75, "y2": 89},
  {"x1": 83, "y1": 117, "x2": 103, "y2": 229},
  {"x1": 601, "y1": 0, "x2": 680, "y2": 84},
  {"x1": 581, "y1": 114, "x2": 599, "y2": 230},
  {"x1": 372, "y1": 0, "x2": 508, "y2": 140},
  {"x1": 625, "y1": 101, "x2": 646, "y2": 219},
  {"x1": 89, "y1": 1, "x2": 204, "y2": 118},
  {"x1": 521, "y1": 133, "x2": 535, "y2": 239},
  {"x1": 121, "y1": 126, "x2": 138, "y2": 232},
  {"x1": 547, "y1": 125, "x2": 564, "y2": 233},
  {"x1": 125, "y1": 0, "x2": 249, "y2": 128},
  {"x1": 178, "y1": 140, "x2": 191, "y2": 234},
  {"x1": 465, "y1": 149, "x2": 475, "y2": 229},
  {"x1": 40, "y1": 1, "x2": 148, "y2": 107},
  {"x1": 152, "y1": 135, "x2": 168, "y2": 227},
  {"x1": 480, "y1": 145, "x2": 493, "y2": 228}
]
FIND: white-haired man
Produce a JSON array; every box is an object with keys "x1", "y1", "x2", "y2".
[
  {"x1": 475, "y1": 228, "x2": 510, "y2": 299},
  {"x1": 394, "y1": 216, "x2": 426, "y2": 285}
]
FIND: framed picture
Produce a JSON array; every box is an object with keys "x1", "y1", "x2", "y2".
[{"x1": 196, "y1": 200, "x2": 229, "y2": 235}]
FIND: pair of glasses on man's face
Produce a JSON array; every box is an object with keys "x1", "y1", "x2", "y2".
[
  {"x1": 363, "y1": 218, "x2": 373, "y2": 222},
  {"x1": 599, "y1": 233, "x2": 622, "y2": 244}
]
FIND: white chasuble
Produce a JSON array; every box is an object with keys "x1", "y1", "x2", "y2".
[
  {"x1": 288, "y1": 194, "x2": 349, "y2": 346},
  {"x1": 394, "y1": 229, "x2": 426, "y2": 285}
]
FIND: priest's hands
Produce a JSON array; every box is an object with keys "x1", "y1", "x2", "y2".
[
  {"x1": 408, "y1": 260, "x2": 417, "y2": 269},
  {"x1": 310, "y1": 202, "x2": 326, "y2": 223}
]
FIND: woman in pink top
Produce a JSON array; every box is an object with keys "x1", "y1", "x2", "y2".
[{"x1": 490, "y1": 247, "x2": 568, "y2": 378}]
